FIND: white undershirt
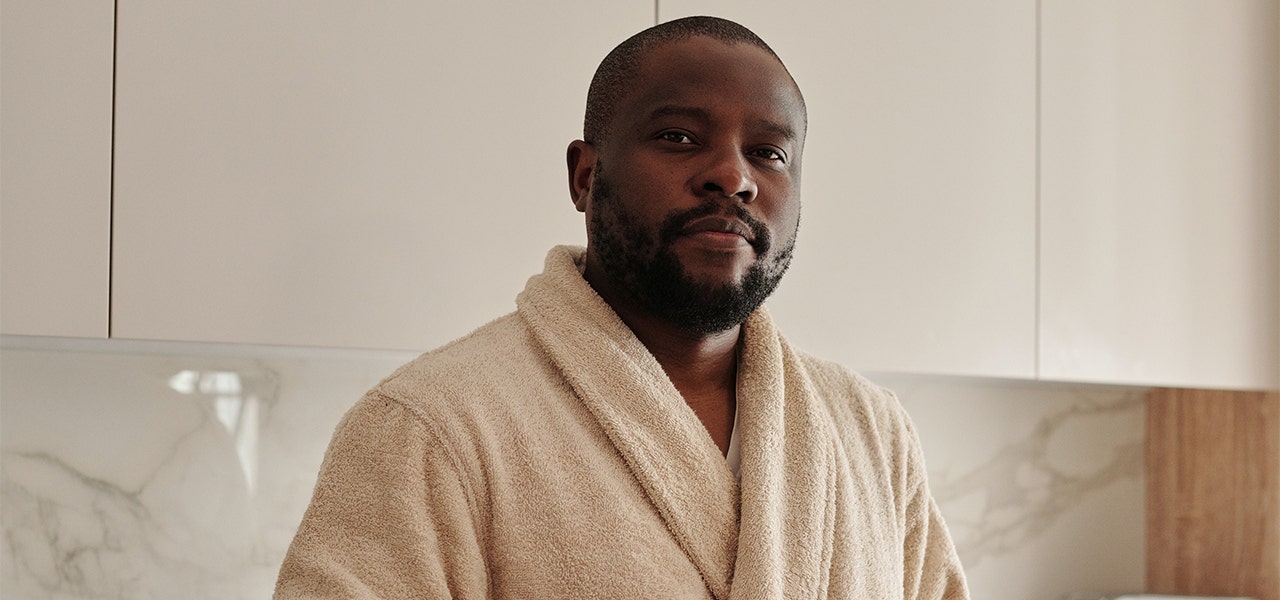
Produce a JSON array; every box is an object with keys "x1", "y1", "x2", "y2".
[{"x1": 725, "y1": 402, "x2": 741, "y2": 478}]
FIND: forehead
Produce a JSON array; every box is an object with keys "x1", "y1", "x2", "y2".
[{"x1": 618, "y1": 37, "x2": 806, "y2": 138}]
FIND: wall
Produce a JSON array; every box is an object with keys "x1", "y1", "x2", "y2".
[{"x1": 0, "y1": 338, "x2": 1144, "y2": 599}]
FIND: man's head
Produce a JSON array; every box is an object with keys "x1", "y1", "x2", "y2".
[
  {"x1": 583, "y1": 17, "x2": 806, "y2": 148},
  {"x1": 567, "y1": 17, "x2": 807, "y2": 335}
]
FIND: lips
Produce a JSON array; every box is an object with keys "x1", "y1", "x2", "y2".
[
  {"x1": 681, "y1": 216, "x2": 755, "y2": 242},
  {"x1": 658, "y1": 203, "x2": 772, "y2": 254}
]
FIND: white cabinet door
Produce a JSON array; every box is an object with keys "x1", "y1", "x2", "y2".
[
  {"x1": 1, "y1": 0, "x2": 114, "y2": 338},
  {"x1": 112, "y1": 1, "x2": 652, "y2": 350},
  {"x1": 1040, "y1": 0, "x2": 1279, "y2": 389},
  {"x1": 660, "y1": 2, "x2": 1038, "y2": 378}
]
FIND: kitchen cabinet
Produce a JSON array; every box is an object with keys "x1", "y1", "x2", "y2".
[
  {"x1": 1040, "y1": 0, "x2": 1280, "y2": 389},
  {"x1": 22, "y1": 0, "x2": 1273, "y2": 389},
  {"x1": 660, "y1": 1, "x2": 1038, "y2": 378},
  {"x1": 110, "y1": 0, "x2": 652, "y2": 349},
  {"x1": 1, "y1": 0, "x2": 114, "y2": 338}
]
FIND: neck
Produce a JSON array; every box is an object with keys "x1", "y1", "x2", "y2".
[
  {"x1": 583, "y1": 255, "x2": 742, "y2": 454},
  {"x1": 628, "y1": 311, "x2": 742, "y2": 394}
]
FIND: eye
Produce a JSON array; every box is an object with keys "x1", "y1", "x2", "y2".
[
  {"x1": 751, "y1": 147, "x2": 787, "y2": 163},
  {"x1": 658, "y1": 131, "x2": 695, "y2": 145}
]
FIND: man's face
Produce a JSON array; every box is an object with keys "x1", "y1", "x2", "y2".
[{"x1": 581, "y1": 37, "x2": 806, "y2": 334}]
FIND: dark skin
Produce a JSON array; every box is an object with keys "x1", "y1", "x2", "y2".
[{"x1": 566, "y1": 38, "x2": 806, "y2": 455}]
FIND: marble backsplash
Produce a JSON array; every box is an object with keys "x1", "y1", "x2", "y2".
[
  {"x1": 0, "y1": 338, "x2": 1145, "y2": 599},
  {"x1": 881, "y1": 375, "x2": 1146, "y2": 599}
]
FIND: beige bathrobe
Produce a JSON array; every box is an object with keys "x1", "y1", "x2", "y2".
[{"x1": 275, "y1": 246, "x2": 968, "y2": 599}]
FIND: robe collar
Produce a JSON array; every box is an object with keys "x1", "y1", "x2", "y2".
[{"x1": 516, "y1": 246, "x2": 836, "y2": 599}]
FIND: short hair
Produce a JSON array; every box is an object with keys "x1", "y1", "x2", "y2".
[{"x1": 583, "y1": 16, "x2": 803, "y2": 147}]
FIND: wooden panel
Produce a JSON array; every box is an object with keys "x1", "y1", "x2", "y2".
[
  {"x1": 0, "y1": 0, "x2": 114, "y2": 337},
  {"x1": 1146, "y1": 388, "x2": 1280, "y2": 600}
]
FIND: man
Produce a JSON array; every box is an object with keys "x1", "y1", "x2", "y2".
[{"x1": 275, "y1": 16, "x2": 968, "y2": 599}]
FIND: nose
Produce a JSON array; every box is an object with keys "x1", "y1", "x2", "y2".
[{"x1": 696, "y1": 149, "x2": 757, "y2": 203}]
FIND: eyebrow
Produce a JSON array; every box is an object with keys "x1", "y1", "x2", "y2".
[
  {"x1": 648, "y1": 105, "x2": 712, "y2": 124},
  {"x1": 646, "y1": 104, "x2": 799, "y2": 142}
]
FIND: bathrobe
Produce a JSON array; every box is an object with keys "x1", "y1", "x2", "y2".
[{"x1": 275, "y1": 246, "x2": 968, "y2": 599}]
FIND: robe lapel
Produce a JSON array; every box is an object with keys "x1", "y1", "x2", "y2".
[
  {"x1": 731, "y1": 309, "x2": 837, "y2": 600},
  {"x1": 516, "y1": 247, "x2": 740, "y2": 600}
]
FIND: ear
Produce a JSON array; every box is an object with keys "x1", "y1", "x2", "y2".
[{"x1": 566, "y1": 140, "x2": 598, "y2": 213}]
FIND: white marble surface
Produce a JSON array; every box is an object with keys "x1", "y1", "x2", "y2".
[
  {"x1": 0, "y1": 342, "x2": 410, "y2": 599},
  {"x1": 880, "y1": 375, "x2": 1146, "y2": 600},
  {"x1": 1, "y1": 340, "x2": 1145, "y2": 599}
]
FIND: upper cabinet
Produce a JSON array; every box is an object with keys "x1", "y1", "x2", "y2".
[
  {"x1": 110, "y1": 1, "x2": 653, "y2": 350},
  {"x1": 10, "y1": 1, "x2": 1272, "y2": 388},
  {"x1": 660, "y1": 1, "x2": 1038, "y2": 378},
  {"x1": 1040, "y1": 0, "x2": 1279, "y2": 390},
  {"x1": 1, "y1": 0, "x2": 114, "y2": 338}
]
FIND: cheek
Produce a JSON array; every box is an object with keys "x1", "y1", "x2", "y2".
[
  {"x1": 622, "y1": 153, "x2": 696, "y2": 212},
  {"x1": 764, "y1": 191, "x2": 802, "y2": 238},
  {"x1": 775, "y1": 208, "x2": 801, "y2": 254},
  {"x1": 589, "y1": 192, "x2": 660, "y2": 256},
  {"x1": 779, "y1": 196, "x2": 801, "y2": 227},
  {"x1": 608, "y1": 196, "x2": 671, "y2": 239}
]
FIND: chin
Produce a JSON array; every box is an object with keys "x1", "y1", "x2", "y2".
[{"x1": 676, "y1": 248, "x2": 759, "y2": 283}]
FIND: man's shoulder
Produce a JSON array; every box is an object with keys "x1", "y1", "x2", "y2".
[
  {"x1": 369, "y1": 312, "x2": 552, "y2": 412},
  {"x1": 795, "y1": 351, "x2": 892, "y2": 403},
  {"x1": 793, "y1": 350, "x2": 911, "y2": 432}
]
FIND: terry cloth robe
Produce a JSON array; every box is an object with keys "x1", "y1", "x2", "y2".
[{"x1": 274, "y1": 246, "x2": 969, "y2": 600}]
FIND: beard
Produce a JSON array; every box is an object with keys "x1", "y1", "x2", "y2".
[{"x1": 588, "y1": 165, "x2": 797, "y2": 334}]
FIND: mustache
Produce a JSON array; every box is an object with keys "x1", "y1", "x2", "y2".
[{"x1": 657, "y1": 202, "x2": 772, "y2": 254}]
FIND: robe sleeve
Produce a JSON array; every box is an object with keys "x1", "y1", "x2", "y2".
[
  {"x1": 900, "y1": 416, "x2": 970, "y2": 600},
  {"x1": 274, "y1": 393, "x2": 488, "y2": 599}
]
